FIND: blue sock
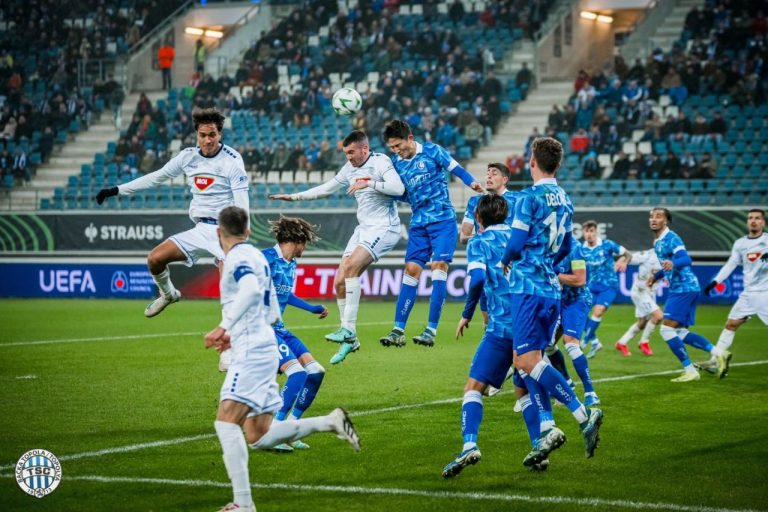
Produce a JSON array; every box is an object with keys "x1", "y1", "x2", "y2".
[
  {"x1": 531, "y1": 360, "x2": 588, "y2": 423},
  {"x1": 519, "y1": 395, "x2": 540, "y2": 446},
  {"x1": 663, "y1": 335, "x2": 692, "y2": 367},
  {"x1": 524, "y1": 374, "x2": 554, "y2": 430},
  {"x1": 584, "y1": 316, "x2": 601, "y2": 343},
  {"x1": 275, "y1": 366, "x2": 307, "y2": 421},
  {"x1": 394, "y1": 274, "x2": 419, "y2": 330},
  {"x1": 461, "y1": 390, "x2": 483, "y2": 448},
  {"x1": 290, "y1": 362, "x2": 325, "y2": 419},
  {"x1": 547, "y1": 347, "x2": 571, "y2": 381},
  {"x1": 682, "y1": 332, "x2": 714, "y2": 353},
  {"x1": 566, "y1": 344, "x2": 595, "y2": 393},
  {"x1": 427, "y1": 269, "x2": 448, "y2": 332}
]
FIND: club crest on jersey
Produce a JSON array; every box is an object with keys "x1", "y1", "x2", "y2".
[
  {"x1": 746, "y1": 252, "x2": 762, "y2": 262},
  {"x1": 417, "y1": 161, "x2": 426, "y2": 169},
  {"x1": 193, "y1": 175, "x2": 215, "y2": 191}
]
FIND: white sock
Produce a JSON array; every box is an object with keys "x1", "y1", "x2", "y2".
[
  {"x1": 337, "y1": 298, "x2": 346, "y2": 322},
  {"x1": 617, "y1": 322, "x2": 640, "y2": 346},
  {"x1": 341, "y1": 277, "x2": 361, "y2": 333},
  {"x1": 152, "y1": 267, "x2": 176, "y2": 297},
  {"x1": 716, "y1": 328, "x2": 735, "y2": 352},
  {"x1": 640, "y1": 320, "x2": 658, "y2": 343},
  {"x1": 250, "y1": 416, "x2": 332, "y2": 449},
  {"x1": 710, "y1": 346, "x2": 723, "y2": 357},
  {"x1": 214, "y1": 420, "x2": 253, "y2": 507}
]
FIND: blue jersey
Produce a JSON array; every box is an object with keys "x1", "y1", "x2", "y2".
[
  {"x1": 581, "y1": 238, "x2": 625, "y2": 291},
  {"x1": 393, "y1": 141, "x2": 458, "y2": 226},
  {"x1": 261, "y1": 244, "x2": 296, "y2": 328},
  {"x1": 654, "y1": 228, "x2": 700, "y2": 293},
  {"x1": 463, "y1": 190, "x2": 518, "y2": 233},
  {"x1": 555, "y1": 242, "x2": 593, "y2": 306},
  {"x1": 466, "y1": 225, "x2": 514, "y2": 337},
  {"x1": 509, "y1": 178, "x2": 574, "y2": 299}
]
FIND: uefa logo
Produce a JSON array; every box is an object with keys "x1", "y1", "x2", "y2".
[{"x1": 15, "y1": 449, "x2": 62, "y2": 499}]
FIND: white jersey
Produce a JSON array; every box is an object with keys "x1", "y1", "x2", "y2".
[
  {"x1": 118, "y1": 144, "x2": 249, "y2": 221},
  {"x1": 714, "y1": 233, "x2": 768, "y2": 293},
  {"x1": 220, "y1": 243, "x2": 278, "y2": 364},
  {"x1": 631, "y1": 249, "x2": 661, "y2": 293}
]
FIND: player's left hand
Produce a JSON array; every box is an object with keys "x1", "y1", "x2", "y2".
[
  {"x1": 662, "y1": 260, "x2": 674, "y2": 271},
  {"x1": 318, "y1": 306, "x2": 329, "y2": 319},
  {"x1": 614, "y1": 259, "x2": 628, "y2": 273},
  {"x1": 270, "y1": 194, "x2": 295, "y2": 201},
  {"x1": 470, "y1": 182, "x2": 484, "y2": 193},
  {"x1": 347, "y1": 177, "x2": 371, "y2": 195},
  {"x1": 646, "y1": 276, "x2": 656, "y2": 287},
  {"x1": 205, "y1": 326, "x2": 228, "y2": 349},
  {"x1": 456, "y1": 317, "x2": 471, "y2": 339}
]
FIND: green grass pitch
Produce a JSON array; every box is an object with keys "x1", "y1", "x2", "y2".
[{"x1": 0, "y1": 299, "x2": 766, "y2": 512}]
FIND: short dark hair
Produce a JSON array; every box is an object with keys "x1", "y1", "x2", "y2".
[
  {"x1": 583, "y1": 220, "x2": 598, "y2": 230},
  {"x1": 343, "y1": 130, "x2": 368, "y2": 147},
  {"x1": 269, "y1": 215, "x2": 320, "y2": 245},
  {"x1": 476, "y1": 194, "x2": 508, "y2": 229},
  {"x1": 383, "y1": 119, "x2": 412, "y2": 141},
  {"x1": 218, "y1": 206, "x2": 249, "y2": 237},
  {"x1": 488, "y1": 162, "x2": 511, "y2": 180},
  {"x1": 531, "y1": 137, "x2": 563, "y2": 174},
  {"x1": 192, "y1": 108, "x2": 225, "y2": 132},
  {"x1": 748, "y1": 208, "x2": 765, "y2": 219},
  {"x1": 651, "y1": 207, "x2": 672, "y2": 223}
]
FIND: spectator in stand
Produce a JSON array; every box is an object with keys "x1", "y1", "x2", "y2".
[
  {"x1": 570, "y1": 127, "x2": 590, "y2": 155},
  {"x1": 39, "y1": 127, "x2": 54, "y2": 163},
  {"x1": 610, "y1": 151, "x2": 630, "y2": 179},
  {"x1": 639, "y1": 153, "x2": 661, "y2": 180},
  {"x1": 449, "y1": 0, "x2": 465, "y2": 26},
  {"x1": 505, "y1": 153, "x2": 526, "y2": 180},
  {"x1": 524, "y1": 127, "x2": 540, "y2": 158},
  {"x1": 604, "y1": 125, "x2": 622, "y2": 156},
  {"x1": 574, "y1": 69, "x2": 590, "y2": 93},
  {"x1": 0, "y1": 149, "x2": 11, "y2": 180},
  {"x1": 660, "y1": 151, "x2": 681, "y2": 179},
  {"x1": 680, "y1": 152, "x2": 698, "y2": 179},
  {"x1": 582, "y1": 151, "x2": 602, "y2": 179},
  {"x1": 690, "y1": 113, "x2": 710, "y2": 145},
  {"x1": 660, "y1": 66, "x2": 687, "y2": 105},
  {"x1": 194, "y1": 39, "x2": 206, "y2": 74},
  {"x1": 316, "y1": 140, "x2": 334, "y2": 171},
  {"x1": 516, "y1": 63, "x2": 533, "y2": 99},
  {"x1": 698, "y1": 152, "x2": 717, "y2": 179},
  {"x1": 588, "y1": 124, "x2": 602, "y2": 153},
  {"x1": 242, "y1": 144, "x2": 261, "y2": 175},
  {"x1": 708, "y1": 111, "x2": 727, "y2": 147},
  {"x1": 548, "y1": 104, "x2": 564, "y2": 131},
  {"x1": 158, "y1": 42, "x2": 175, "y2": 91},
  {"x1": 628, "y1": 153, "x2": 645, "y2": 179},
  {"x1": 576, "y1": 82, "x2": 596, "y2": 111},
  {"x1": 643, "y1": 112, "x2": 663, "y2": 141},
  {"x1": 482, "y1": 71, "x2": 503, "y2": 100},
  {"x1": 12, "y1": 146, "x2": 29, "y2": 185}
]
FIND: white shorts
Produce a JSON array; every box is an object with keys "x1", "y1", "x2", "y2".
[
  {"x1": 169, "y1": 222, "x2": 224, "y2": 267},
  {"x1": 343, "y1": 225, "x2": 400, "y2": 262},
  {"x1": 220, "y1": 349, "x2": 283, "y2": 414},
  {"x1": 728, "y1": 292, "x2": 768, "y2": 324},
  {"x1": 632, "y1": 288, "x2": 659, "y2": 318}
]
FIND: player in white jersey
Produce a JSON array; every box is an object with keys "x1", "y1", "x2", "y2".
[
  {"x1": 615, "y1": 248, "x2": 663, "y2": 356},
  {"x1": 95, "y1": 108, "x2": 249, "y2": 318},
  {"x1": 205, "y1": 207, "x2": 360, "y2": 512},
  {"x1": 271, "y1": 130, "x2": 405, "y2": 364},
  {"x1": 697, "y1": 208, "x2": 768, "y2": 373}
]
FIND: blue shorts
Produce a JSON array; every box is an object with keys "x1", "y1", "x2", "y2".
[
  {"x1": 664, "y1": 291, "x2": 698, "y2": 327},
  {"x1": 590, "y1": 286, "x2": 618, "y2": 309},
  {"x1": 468, "y1": 332, "x2": 514, "y2": 389},
  {"x1": 274, "y1": 326, "x2": 310, "y2": 369},
  {"x1": 561, "y1": 299, "x2": 589, "y2": 339},
  {"x1": 405, "y1": 218, "x2": 458, "y2": 266},
  {"x1": 512, "y1": 294, "x2": 560, "y2": 355}
]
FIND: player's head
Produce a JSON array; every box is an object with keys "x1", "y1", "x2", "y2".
[
  {"x1": 530, "y1": 137, "x2": 563, "y2": 177},
  {"x1": 217, "y1": 206, "x2": 250, "y2": 253},
  {"x1": 475, "y1": 194, "x2": 508, "y2": 230},
  {"x1": 747, "y1": 208, "x2": 765, "y2": 235},
  {"x1": 269, "y1": 215, "x2": 320, "y2": 258},
  {"x1": 193, "y1": 108, "x2": 225, "y2": 157},
  {"x1": 649, "y1": 207, "x2": 671, "y2": 233},
  {"x1": 582, "y1": 220, "x2": 598, "y2": 244},
  {"x1": 383, "y1": 119, "x2": 416, "y2": 159},
  {"x1": 486, "y1": 163, "x2": 511, "y2": 193},
  {"x1": 342, "y1": 130, "x2": 370, "y2": 168}
]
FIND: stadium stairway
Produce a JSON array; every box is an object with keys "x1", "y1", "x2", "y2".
[{"x1": 648, "y1": 0, "x2": 705, "y2": 52}]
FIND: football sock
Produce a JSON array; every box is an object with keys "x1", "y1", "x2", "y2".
[
  {"x1": 291, "y1": 361, "x2": 325, "y2": 420},
  {"x1": 275, "y1": 363, "x2": 307, "y2": 421},
  {"x1": 660, "y1": 324, "x2": 693, "y2": 369},
  {"x1": 427, "y1": 270, "x2": 448, "y2": 332},
  {"x1": 336, "y1": 298, "x2": 346, "y2": 324},
  {"x1": 545, "y1": 345, "x2": 571, "y2": 381},
  {"x1": 214, "y1": 420, "x2": 253, "y2": 508},
  {"x1": 640, "y1": 320, "x2": 658, "y2": 343},
  {"x1": 341, "y1": 277, "x2": 361, "y2": 333},
  {"x1": 565, "y1": 343, "x2": 595, "y2": 393},
  {"x1": 681, "y1": 330, "x2": 716, "y2": 354},
  {"x1": 519, "y1": 395, "x2": 540, "y2": 446},
  {"x1": 523, "y1": 373, "x2": 555, "y2": 431},
  {"x1": 461, "y1": 390, "x2": 483, "y2": 450},
  {"x1": 394, "y1": 274, "x2": 418, "y2": 330},
  {"x1": 584, "y1": 316, "x2": 602, "y2": 344},
  {"x1": 531, "y1": 360, "x2": 588, "y2": 424},
  {"x1": 716, "y1": 328, "x2": 735, "y2": 352},
  {"x1": 152, "y1": 267, "x2": 176, "y2": 297},
  {"x1": 251, "y1": 416, "x2": 334, "y2": 449},
  {"x1": 617, "y1": 322, "x2": 640, "y2": 345}
]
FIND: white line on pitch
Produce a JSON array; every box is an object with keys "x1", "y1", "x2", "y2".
[
  {"x1": 1, "y1": 359, "x2": 765, "y2": 472},
  {"x1": 26, "y1": 475, "x2": 768, "y2": 512}
]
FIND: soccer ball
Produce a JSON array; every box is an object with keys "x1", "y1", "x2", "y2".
[{"x1": 331, "y1": 87, "x2": 363, "y2": 116}]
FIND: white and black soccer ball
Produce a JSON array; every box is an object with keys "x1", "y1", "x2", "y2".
[{"x1": 331, "y1": 87, "x2": 363, "y2": 116}]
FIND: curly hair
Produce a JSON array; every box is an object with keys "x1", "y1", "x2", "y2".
[{"x1": 269, "y1": 215, "x2": 320, "y2": 245}]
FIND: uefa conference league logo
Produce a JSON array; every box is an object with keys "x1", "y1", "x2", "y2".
[{"x1": 15, "y1": 449, "x2": 62, "y2": 498}]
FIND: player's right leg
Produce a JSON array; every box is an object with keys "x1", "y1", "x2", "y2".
[
  {"x1": 416, "y1": 219, "x2": 458, "y2": 346},
  {"x1": 214, "y1": 400, "x2": 256, "y2": 512},
  {"x1": 144, "y1": 239, "x2": 186, "y2": 317}
]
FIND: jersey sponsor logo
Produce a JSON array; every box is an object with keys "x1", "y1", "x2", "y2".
[
  {"x1": 746, "y1": 252, "x2": 762, "y2": 262},
  {"x1": 15, "y1": 449, "x2": 62, "y2": 498},
  {"x1": 193, "y1": 175, "x2": 216, "y2": 191}
]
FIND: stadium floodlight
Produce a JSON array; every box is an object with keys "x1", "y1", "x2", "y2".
[
  {"x1": 596, "y1": 15, "x2": 614, "y2": 24},
  {"x1": 580, "y1": 11, "x2": 598, "y2": 20},
  {"x1": 204, "y1": 29, "x2": 224, "y2": 38},
  {"x1": 185, "y1": 27, "x2": 204, "y2": 36}
]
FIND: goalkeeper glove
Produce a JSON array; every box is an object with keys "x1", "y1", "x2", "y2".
[
  {"x1": 703, "y1": 280, "x2": 717, "y2": 295},
  {"x1": 96, "y1": 187, "x2": 119, "y2": 205}
]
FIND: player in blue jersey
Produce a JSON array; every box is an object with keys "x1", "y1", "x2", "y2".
[
  {"x1": 647, "y1": 208, "x2": 732, "y2": 382},
  {"x1": 460, "y1": 162, "x2": 517, "y2": 326},
  {"x1": 261, "y1": 216, "x2": 329, "y2": 451},
  {"x1": 442, "y1": 194, "x2": 515, "y2": 477},
  {"x1": 580, "y1": 220, "x2": 631, "y2": 359},
  {"x1": 379, "y1": 120, "x2": 483, "y2": 348},
  {"x1": 550, "y1": 242, "x2": 600, "y2": 406},
  {"x1": 500, "y1": 137, "x2": 603, "y2": 465}
]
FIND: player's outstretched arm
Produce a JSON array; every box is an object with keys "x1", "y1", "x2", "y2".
[
  {"x1": 96, "y1": 186, "x2": 119, "y2": 205},
  {"x1": 287, "y1": 293, "x2": 327, "y2": 318},
  {"x1": 271, "y1": 179, "x2": 344, "y2": 201},
  {"x1": 450, "y1": 164, "x2": 484, "y2": 192}
]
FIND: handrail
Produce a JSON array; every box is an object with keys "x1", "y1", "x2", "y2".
[{"x1": 534, "y1": 0, "x2": 576, "y2": 43}]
